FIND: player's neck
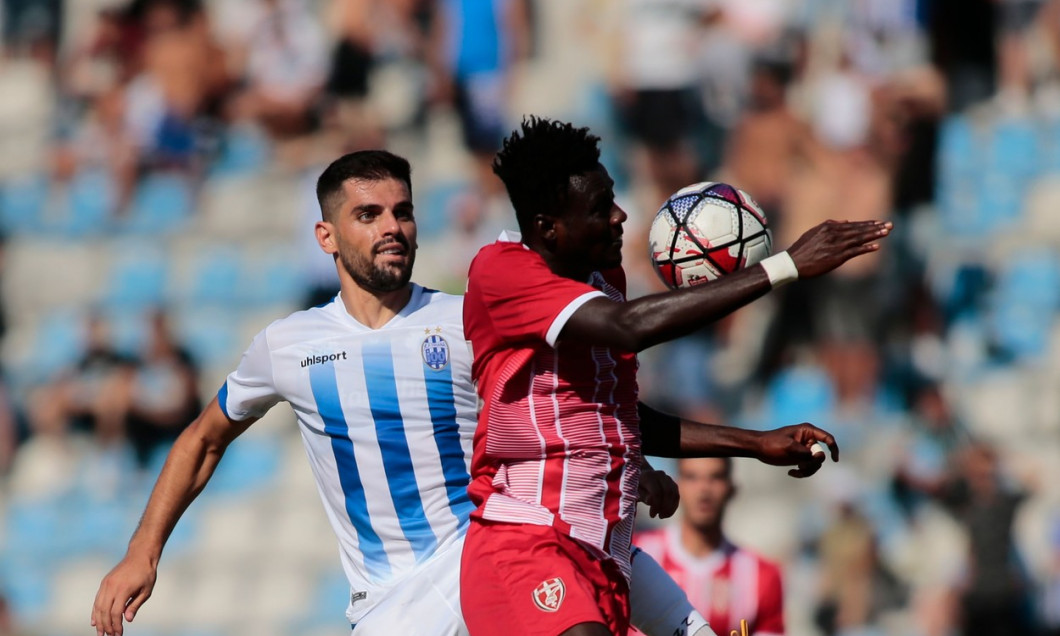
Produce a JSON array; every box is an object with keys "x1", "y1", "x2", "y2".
[
  {"x1": 681, "y1": 521, "x2": 724, "y2": 557},
  {"x1": 339, "y1": 280, "x2": 413, "y2": 329}
]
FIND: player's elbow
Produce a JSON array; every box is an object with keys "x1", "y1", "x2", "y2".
[{"x1": 609, "y1": 310, "x2": 664, "y2": 352}]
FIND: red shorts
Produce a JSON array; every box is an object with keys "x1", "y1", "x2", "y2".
[{"x1": 460, "y1": 519, "x2": 631, "y2": 636}]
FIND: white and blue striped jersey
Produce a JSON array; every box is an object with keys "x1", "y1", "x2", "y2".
[{"x1": 217, "y1": 284, "x2": 478, "y2": 624}]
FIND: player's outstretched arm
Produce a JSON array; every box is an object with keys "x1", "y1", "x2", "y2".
[
  {"x1": 638, "y1": 402, "x2": 838, "y2": 478},
  {"x1": 90, "y1": 398, "x2": 257, "y2": 636},
  {"x1": 561, "y1": 220, "x2": 891, "y2": 352}
]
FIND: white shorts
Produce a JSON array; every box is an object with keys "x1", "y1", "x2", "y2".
[{"x1": 351, "y1": 538, "x2": 468, "y2": 635}]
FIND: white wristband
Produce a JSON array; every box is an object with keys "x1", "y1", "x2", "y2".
[{"x1": 760, "y1": 251, "x2": 799, "y2": 288}]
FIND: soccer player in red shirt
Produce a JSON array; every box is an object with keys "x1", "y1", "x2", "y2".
[
  {"x1": 635, "y1": 458, "x2": 785, "y2": 636},
  {"x1": 460, "y1": 117, "x2": 890, "y2": 636}
]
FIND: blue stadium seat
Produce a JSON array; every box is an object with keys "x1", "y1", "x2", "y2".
[
  {"x1": 989, "y1": 250, "x2": 1060, "y2": 360},
  {"x1": 288, "y1": 569, "x2": 351, "y2": 633},
  {"x1": 62, "y1": 169, "x2": 116, "y2": 237},
  {"x1": 122, "y1": 172, "x2": 193, "y2": 234},
  {"x1": 245, "y1": 249, "x2": 305, "y2": 307},
  {"x1": 0, "y1": 553, "x2": 52, "y2": 622},
  {"x1": 17, "y1": 310, "x2": 85, "y2": 385},
  {"x1": 206, "y1": 435, "x2": 281, "y2": 497},
  {"x1": 173, "y1": 307, "x2": 241, "y2": 369},
  {"x1": 210, "y1": 125, "x2": 271, "y2": 177},
  {"x1": 763, "y1": 364, "x2": 836, "y2": 431},
  {"x1": 0, "y1": 174, "x2": 48, "y2": 235},
  {"x1": 103, "y1": 245, "x2": 170, "y2": 311},
  {"x1": 417, "y1": 180, "x2": 472, "y2": 239},
  {"x1": 5, "y1": 497, "x2": 70, "y2": 564},
  {"x1": 186, "y1": 249, "x2": 244, "y2": 307}
]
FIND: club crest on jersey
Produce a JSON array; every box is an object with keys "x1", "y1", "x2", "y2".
[
  {"x1": 532, "y1": 578, "x2": 565, "y2": 612},
  {"x1": 421, "y1": 333, "x2": 450, "y2": 370}
]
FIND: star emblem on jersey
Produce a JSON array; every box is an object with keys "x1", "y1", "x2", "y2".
[
  {"x1": 531, "y1": 577, "x2": 565, "y2": 612},
  {"x1": 421, "y1": 333, "x2": 450, "y2": 370}
]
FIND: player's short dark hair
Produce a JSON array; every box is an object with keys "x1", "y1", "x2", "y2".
[
  {"x1": 678, "y1": 456, "x2": 734, "y2": 480},
  {"x1": 316, "y1": 150, "x2": 412, "y2": 220},
  {"x1": 492, "y1": 116, "x2": 602, "y2": 234}
]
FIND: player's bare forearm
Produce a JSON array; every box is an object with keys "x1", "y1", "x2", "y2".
[
  {"x1": 127, "y1": 399, "x2": 252, "y2": 558},
  {"x1": 91, "y1": 399, "x2": 255, "y2": 636},
  {"x1": 638, "y1": 402, "x2": 837, "y2": 477},
  {"x1": 560, "y1": 220, "x2": 890, "y2": 352},
  {"x1": 565, "y1": 265, "x2": 772, "y2": 351}
]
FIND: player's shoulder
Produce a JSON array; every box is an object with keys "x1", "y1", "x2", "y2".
[
  {"x1": 258, "y1": 297, "x2": 345, "y2": 350},
  {"x1": 416, "y1": 285, "x2": 464, "y2": 310},
  {"x1": 470, "y1": 233, "x2": 533, "y2": 269}
]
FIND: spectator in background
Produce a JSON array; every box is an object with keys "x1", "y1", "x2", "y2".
[
  {"x1": 124, "y1": 309, "x2": 200, "y2": 467},
  {"x1": 634, "y1": 457, "x2": 785, "y2": 636},
  {"x1": 720, "y1": 55, "x2": 811, "y2": 239},
  {"x1": 1, "y1": 0, "x2": 63, "y2": 65},
  {"x1": 0, "y1": 376, "x2": 16, "y2": 477},
  {"x1": 946, "y1": 442, "x2": 1036, "y2": 636},
  {"x1": 754, "y1": 46, "x2": 892, "y2": 410},
  {"x1": 429, "y1": 0, "x2": 530, "y2": 219},
  {"x1": 928, "y1": 0, "x2": 997, "y2": 112},
  {"x1": 230, "y1": 0, "x2": 328, "y2": 141},
  {"x1": 1044, "y1": 513, "x2": 1060, "y2": 636},
  {"x1": 55, "y1": 312, "x2": 136, "y2": 445},
  {"x1": 613, "y1": 0, "x2": 714, "y2": 210},
  {"x1": 814, "y1": 494, "x2": 907, "y2": 635},
  {"x1": 127, "y1": 0, "x2": 229, "y2": 172}
]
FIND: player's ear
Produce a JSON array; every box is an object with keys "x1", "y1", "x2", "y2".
[
  {"x1": 316, "y1": 221, "x2": 338, "y2": 255},
  {"x1": 533, "y1": 213, "x2": 557, "y2": 241}
]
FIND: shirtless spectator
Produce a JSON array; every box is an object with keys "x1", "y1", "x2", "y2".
[{"x1": 720, "y1": 57, "x2": 811, "y2": 240}]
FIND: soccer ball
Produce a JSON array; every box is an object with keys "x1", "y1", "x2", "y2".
[{"x1": 648, "y1": 182, "x2": 772, "y2": 289}]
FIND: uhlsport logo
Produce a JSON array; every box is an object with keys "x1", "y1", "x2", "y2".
[
  {"x1": 531, "y1": 577, "x2": 565, "y2": 612},
  {"x1": 421, "y1": 333, "x2": 450, "y2": 370},
  {"x1": 301, "y1": 351, "x2": 347, "y2": 368}
]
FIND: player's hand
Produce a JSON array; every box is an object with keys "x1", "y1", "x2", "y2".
[
  {"x1": 91, "y1": 554, "x2": 157, "y2": 636},
  {"x1": 753, "y1": 423, "x2": 839, "y2": 478},
  {"x1": 638, "y1": 468, "x2": 680, "y2": 518},
  {"x1": 786, "y1": 220, "x2": 892, "y2": 279}
]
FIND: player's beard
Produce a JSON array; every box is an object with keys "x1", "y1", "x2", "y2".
[{"x1": 339, "y1": 237, "x2": 415, "y2": 293}]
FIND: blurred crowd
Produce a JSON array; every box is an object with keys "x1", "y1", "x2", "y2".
[{"x1": 2, "y1": 1, "x2": 1060, "y2": 635}]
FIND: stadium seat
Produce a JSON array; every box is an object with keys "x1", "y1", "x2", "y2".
[
  {"x1": 762, "y1": 363, "x2": 837, "y2": 431},
  {"x1": 989, "y1": 249, "x2": 1060, "y2": 360},
  {"x1": 243, "y1": 247, "x2": 305, "y2": 308},
  {"x1": 0, "y1": 554, "x2": 52, "y2": 623},
  {"x1": 173, "y1": 306, "x2": 242, "y2": 368},
  {"x1": 5, "y1": 497, "x2": 69, "y2": 565},
  {"x1": 102, "y1": 244, "x2": 170, "y2": 311},
  {"x1": 417, "y1": 179, "x2": 473, "y2": 238},
  {"x1": 62, "y1": 169, "x2": 116, "y2": 237},
  {"x1": 11, "y1": 309, "x2": 86, "y2": 385},
  {"x1": 0, "y1": 173, "x2": 48, "y2": 235},
  {"x1": 182, "y1": 248, "x2": 244, "y2": 307},
  {"x1": 122, "y1": 172, "x2": 194, "y2": 235},
  {"x1": 210, "y1": 125, "x2": 271, "y2": 177},
  {"x1": 205, "y1": 434, "x2": 281, "y2": 497}
]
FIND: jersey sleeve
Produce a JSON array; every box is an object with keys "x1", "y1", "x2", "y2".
[
  {"x1": 218, "y1": 329, "x2": 281, "y2": 422},
  {"x1": 754, "y1": 560, "x2": 785, "y2": 636},
  {"x1": 470, "y1": 245, "x2": 605, "y2": 347}
]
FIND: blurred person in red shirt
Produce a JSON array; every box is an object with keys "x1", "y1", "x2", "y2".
[{"x1": 634, "y1": 458, "x2": 784, "y2": 636}]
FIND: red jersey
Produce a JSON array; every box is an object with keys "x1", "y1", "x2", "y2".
[
  {"x1": 634, "y1": 527, "x2": 785, "y2": 636},
  {"x1": 462, "y1": 232, "x2": 642, "y2": 580}
]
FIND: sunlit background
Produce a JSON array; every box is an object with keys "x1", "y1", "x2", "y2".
[{"x1": 1, "y1": 0, "x2": 1060, "y2": 635}]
